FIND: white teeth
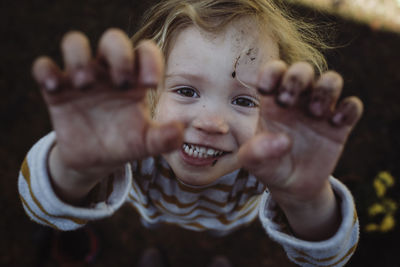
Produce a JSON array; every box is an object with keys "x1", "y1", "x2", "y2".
[
  {"x1": 182, "y1": 143, "x2": 224, "y2": 159},
  {"x1": 184, "y1": 145, "x2": 190, "y2": 154}
]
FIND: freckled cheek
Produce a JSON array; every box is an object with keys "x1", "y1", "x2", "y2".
[
  {"x1": 154, "y1": 98, "x2": 191, "y2": 124},
  {"x1": 235, "y1": 115, "x2": 259, "y2": 145}
]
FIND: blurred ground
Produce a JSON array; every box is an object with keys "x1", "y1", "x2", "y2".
[
  {"x1": 1, "y1": 0, "x2": 400, "y2": 266},
  {"x1": 288, "y1": 0, "x2": 400, "y2": 32}
]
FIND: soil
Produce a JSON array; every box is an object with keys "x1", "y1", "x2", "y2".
[{"x1": 1, "y1": 1, "x2": 400, "y2": 266}]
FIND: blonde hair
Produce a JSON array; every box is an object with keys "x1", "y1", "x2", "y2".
[{"x1": 131, "y1": 0, "x2": 329, "y2": 114}]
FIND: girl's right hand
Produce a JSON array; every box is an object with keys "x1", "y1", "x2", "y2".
[{"x1": 32, "y1": 29, "x2": 184, "y2": 201}]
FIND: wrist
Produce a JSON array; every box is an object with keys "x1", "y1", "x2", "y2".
[
  {"x1": 270, "y1": 180, "x2": 341, "y2": 241},
  {"x1": 270, "y1": 180, "x2": 333, "y2": 212},
  {"x1": 48, "y1": 145, "x2": 107, "y2": 205}
]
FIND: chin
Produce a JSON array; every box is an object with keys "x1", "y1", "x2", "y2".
[{"x1": 174, "y1": 169, "x2": 220, "y2": 186}]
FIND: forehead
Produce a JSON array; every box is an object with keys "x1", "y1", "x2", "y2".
[{"x1": 166, "y1": 17, "x2": 279, "y2": 74}]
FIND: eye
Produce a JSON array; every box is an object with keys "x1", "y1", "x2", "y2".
[
  {"x1": 175, "y1": 87, "x2": 199, "y2": 98},
  {"x1": 232, "y1": 96, "x2": 259, "y2": 108}
]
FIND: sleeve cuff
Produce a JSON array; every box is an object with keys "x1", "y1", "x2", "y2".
[
  {"x1": 259, "y1": 177, "x2": 359, "y2": 267},
  {"x1": 19, "y1": 132, "x2": 132, "y2": 231}
]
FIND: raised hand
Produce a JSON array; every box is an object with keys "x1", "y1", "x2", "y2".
[
  {"x1": 32, "y1": 29, "x2": 184, "y2": 202},
  {"x1": 238, "y1": 61, "x2": 363, "y2": 239}
]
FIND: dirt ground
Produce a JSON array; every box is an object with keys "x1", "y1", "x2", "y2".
[{"x1": 1, "y1": 1, "x2": 400, "y2": 266}]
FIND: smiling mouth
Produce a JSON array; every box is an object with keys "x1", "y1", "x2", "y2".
[{"x1": 182, "y1": 143, "x2": 228, "y2": 159}]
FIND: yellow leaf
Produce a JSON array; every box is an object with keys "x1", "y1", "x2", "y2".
[
  {"x1": 374, "y1": 179, "x2": 386, "y2": 197},
  {"x1": 365, "y1": 223, "x2": 378, "y2": 232},
  {"x1": 380, "y1": 215, "x2": 396, "y2": 232},
  {"x1": 377, "y1": 171, "x2": 395, "y2": 187},
  {"x1": 368, "y1": 203, "x2": 385, "y2": 216}
]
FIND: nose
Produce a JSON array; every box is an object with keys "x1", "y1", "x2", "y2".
[{"x1": 192, "y1": 112, "x2": 229, "y2": 135}]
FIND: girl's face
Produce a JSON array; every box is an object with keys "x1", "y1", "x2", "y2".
[{"x1": 154, "y1": 19, "x2": 279, "y2": 186}]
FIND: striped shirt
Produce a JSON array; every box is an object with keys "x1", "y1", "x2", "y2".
[
  {"x1": 128, "y1": 157, "x2": 265, "y2": 232},
  {"x1": 18, "y1": 132, "x2": 360, "y2": 267}
]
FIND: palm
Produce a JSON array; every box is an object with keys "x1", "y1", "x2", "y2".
[
  {"x1": 48, "y1": 86, "x2": 151, "y2": 171},
  {"x1": 238, "y1": 62, "x2": 363, "y2": 199},
  {"x1": 33, "y1": 30, "x2": 183, "y2": 176},
  {"x1": 258, "y1": 97, "x2": 350, "y2": 193}
]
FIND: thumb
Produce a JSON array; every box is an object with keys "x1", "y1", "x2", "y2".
[
  {"x1": 238, "y1": 132, "x2": 291, "y2": 170},
  {"x1": 145, "y1": 121, "x2": 184, "y2": 156}
]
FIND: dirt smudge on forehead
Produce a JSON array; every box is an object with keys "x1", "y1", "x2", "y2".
[
  {"x1": 231, "y1": 46, "x2": 260, "y2": 79},
  {"x1": 228, "y1": 17, "x2": 265, "y2": 80}
]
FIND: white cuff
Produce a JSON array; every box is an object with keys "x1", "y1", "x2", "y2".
[
  {"x1": 259, "y1": 177, "x2": 359, "y2": 267},
  {"x1": 18, "y1": 132, "x2": 132, "y2": 231}
]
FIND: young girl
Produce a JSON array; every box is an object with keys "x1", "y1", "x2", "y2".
[{"x1": 19, "y1": 0, "x2": 363, "y2": 266}]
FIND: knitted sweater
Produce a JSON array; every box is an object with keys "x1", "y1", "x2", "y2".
[{"x1": 18, "y1": 132, "x2": 359, "y2": 266}]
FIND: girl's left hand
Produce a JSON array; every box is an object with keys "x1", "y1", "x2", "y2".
[{"x1": 238, "y1": 60, "x2": 363, "y2": 206}]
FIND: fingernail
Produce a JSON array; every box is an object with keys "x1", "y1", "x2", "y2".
[
  {"x1": 73, "y1": 69, "x2": 92, "y2": 89},
  {"x1": 333, "y1": 113, "x2": 344, "y2": 125},
  {"x1": 278, "y1": 90, "x2": 295, "y2": 106},
  {"x1": 44, "y1": 77, "x2": 58, "y2": 92},
  {"x1": 310, "y1": 100, "x2": 323, "y2": 117},
  {"x1": 276, "y1": 134, "x2": 290, "y2": 147},
  {"x1": 271, "y1": 134, "x2": 290, "y2": 152}
]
